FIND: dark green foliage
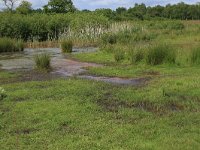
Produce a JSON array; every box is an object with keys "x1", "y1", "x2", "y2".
[
  {"x1": 148, "y1": 21, "x2": 185, "y2": 30},
  {"x1": 34, "y1": 53, "x2": 51, "y2": 70},
  {"x1": 61, "y1": 40, "x2": 73, "y2": 53},
  {"x1": 114, "y1": 49, "x2": 125, "y2": 62},
  {"x1": 146, "y1": 44, "x2": 176, "y2": 65},
  {"x1": 44, "y1": 0, "x2": 76, "y2": 13},
  {"x1": 0, "y1": 13, "x2": 108, "y2": 41},
  {"x1": 0, "y1": 38, "x2": 24, "y2": 53},
  {"x1": 101, "y1": 34, "x2": 117, "y2": 45},
  {"x1": 16, "y1": 0, "x2": 32, "y2": 14},
  {"x1": 191, "y1": 47, "x2": 200, "y2": 65}
]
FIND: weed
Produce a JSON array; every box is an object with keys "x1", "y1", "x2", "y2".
[
  {"x1": 146, "y1": 44, "x2": 176, "y2": 65},
  {"x1": 129, "y1": 48, "x2": 145, "y2": 64},
  {"x1": 190, "y1": 47, "x2": 200, "y2": 65},
  {"x1": 34, "y1": 53, "x2": 51, "y2": 70},
  {"x1": 114, "y1": 49, "x2": 125, "y2": 62},
  {"x1": 61, "y1": 40, "x2": 73, "y2": 53}
]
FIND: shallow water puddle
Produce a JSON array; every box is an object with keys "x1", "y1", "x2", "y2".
[
  {"x1": 0, "y1": 47, "x2": 149, "y2": 86},
  {"x1": 79, "y1": 75, "x2": 150, "y2": 86}
]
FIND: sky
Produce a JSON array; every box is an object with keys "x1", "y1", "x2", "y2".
[{"x1": 0, "y1": 0, "x2": 199, "y2": 10}]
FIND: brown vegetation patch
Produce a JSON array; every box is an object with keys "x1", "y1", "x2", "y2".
[
  {"x1": 13, "y1": 128, "x2": 38, "y2": 135},
  {"x1": 58, "y1": 122, "x2": 76, "y2": 134}
]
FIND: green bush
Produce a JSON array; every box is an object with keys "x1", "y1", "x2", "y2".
[
  {"x1": 191, "y1": 47, "x2": 200, "y2": 65},
  {"x1": 146, "y1": 44, "x2": 176, "y2": 65},
  {"x1": 61, "y1": 40, "x2": 73, "y2": 53},
  {"x1": 129, "y1": 48, "x2": 145, "y2": 64},
  {"x1": 34, "y1": 53, "x2": 51, "y2": 70},
  {"x1": 114, "y1": 49, "x2": 125, "y2": 62},
  {"x1": 0, "y1": 38, "x2": 24, "y2": 53}
]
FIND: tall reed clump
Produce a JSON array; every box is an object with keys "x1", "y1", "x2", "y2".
[
  {"x1": 0, "y1": 37, "x2": 24, "y2": 53},
  {"x1": 61, "y1": 40, "x2": 73, "y2": 53},
  {"x1": 146, "y1": 44, "x2": 176, "y2": 65},
  {"x1": 190, "y1": 47, "x2": 200, "y2": 65},
  {"x1": 34, "y1": 53, "x2": 51, "y2": 70}
]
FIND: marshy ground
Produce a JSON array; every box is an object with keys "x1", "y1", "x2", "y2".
[{"x1": 0, "y1": 46, "x2": 200, "y2": 149}]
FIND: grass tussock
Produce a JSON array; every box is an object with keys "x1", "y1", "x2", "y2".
[
  {"x1": 146, "y1": 44, "x2": 176, "y2": 65},
  {"x1": 0, "y1": 37, "x2": 24, "y2": 53},
  {"x1": 114, "y1": 48, "x2": 125, "y2": 62},
  {"x1": 129, "y1": 47, "x2": 146, "y2": 64},
  {"x1": 61, "y1": 40, "x2": 73, "y2": 53},
  {"x1": 34, "y1": 53, "x2": 51, "y2": 70},
  {"x1": 190, "y1": 47, "x2": 200, "y2": 65}
]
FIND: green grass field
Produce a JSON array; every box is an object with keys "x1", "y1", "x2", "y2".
[{"x1": 0, "y1": 65, "x2": 200, "y2": 149}]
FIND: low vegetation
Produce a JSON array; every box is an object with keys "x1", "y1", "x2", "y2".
[
  {"x1": 0, "y1": 38, "x2": 24, "y2": 53},
  {"x1": 146, "y1": 44, "x2": 176, "y2": 65},
  {"x1": 61, "y1": 40, "x2": 73, "y2": 53},
  {"x1": 34, "y1": 53, "x2": 51, "y2": 70},
  {"x1": 190, "y1": 47, "x2": 200, "y2": 65}
]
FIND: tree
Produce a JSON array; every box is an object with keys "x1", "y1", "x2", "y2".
[
  {"x1": 16, "y1": 0, "x2": 32, "y2": 14},
  {"x1": 128, "y1": 3, "x2": 147, "y2": 20},
  {"x1": 43, "y1": 0, "x2": 76, "y2": 13},
  {"x1": 116, "y1": 7, "x2": 127, "y2": 14},
  {"x1": 1, "y1": 0, "x2": 19, "y2": 12}
]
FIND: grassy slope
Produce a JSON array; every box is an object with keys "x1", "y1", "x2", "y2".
[{"x1": 0, "y1": 70, "x2": 199, "y2": 149}]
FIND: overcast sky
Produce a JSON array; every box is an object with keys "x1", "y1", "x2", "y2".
[{"x1": 0, "y1": 0, "x2": 199, "y2": 10}]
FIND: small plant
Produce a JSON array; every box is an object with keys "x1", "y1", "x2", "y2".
[
  {"x1": 146, "y1": 44, "x2": 176, "y2": 65},
  {"x1": 0, "y1": 87, "x2": 6, "y2": 101},
  {"x1": 190, "y1": 47, "x2": 200, "y2": 65},
  {"x1": 34, "y1": 53, "x2": 51, "y2": 70},
  {"x1": 61, "y1": 40, "x2": 73, "y2": 53},
  {"x1": 114, "y1": 49, "x2": 125, "y2": 62},
  {"x1": 129, "y1": 48, "x2": 145, "y2": 64}
]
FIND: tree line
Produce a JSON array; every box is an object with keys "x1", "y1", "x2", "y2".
[{"x1": 1, "y1": 0, "x2": 200, "y2": 20}]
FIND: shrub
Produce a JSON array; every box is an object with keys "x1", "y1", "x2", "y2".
[
  {"x1": 61, "y1": 40, "x2": 73, "y2": 53},
  {"x1": 0, "y1": 87, "x2": 6, "y2": 101},
  {"x1": 190, "y1": 47, "x2": 200, "y2": 65},
  {"x1": 146, "y1": 44, "x2": 176, "y2": 65},
  {"x1": 114, "y1": 49, "x2": 125, "y2": 62},
  {"x1": 129, "y1": 48, "x2": 145, "y2": 64},
  {"x1": 34, "y1": 53, "x2": 51, "y2": 70},
  {"x1": 0, "y1": 37, "x2": 24, "y2": 53}
]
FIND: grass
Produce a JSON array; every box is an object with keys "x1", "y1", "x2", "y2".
[
  {"x1": 61, "y1": 40, "x2": 73, "y2": 53},
  {"x1": 114, "y1": 48, "x2": 125, "y2": 62},
  {"x1": 34, "y1": 53, "x2": 51, "y2": 70},
  {"x1": 1, "y1": 20, "x2": 200, "y2": 149},
  {"x1": 0, "y1": 69, "x2": 199, "y2": 149},
  {"x1": 0, "y1": 38, "x2": 24, "y2": 53},
  {"x1": 146, "y1": 44, "x2": 176, "y2": 65},
  {"x1": 190, "y1": 47, "x2": 200, "y2": 65}
]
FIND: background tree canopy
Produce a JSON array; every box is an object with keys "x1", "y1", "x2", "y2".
[{"x1": 43, "y1": 0, "x2": 76, "y2": 13}]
